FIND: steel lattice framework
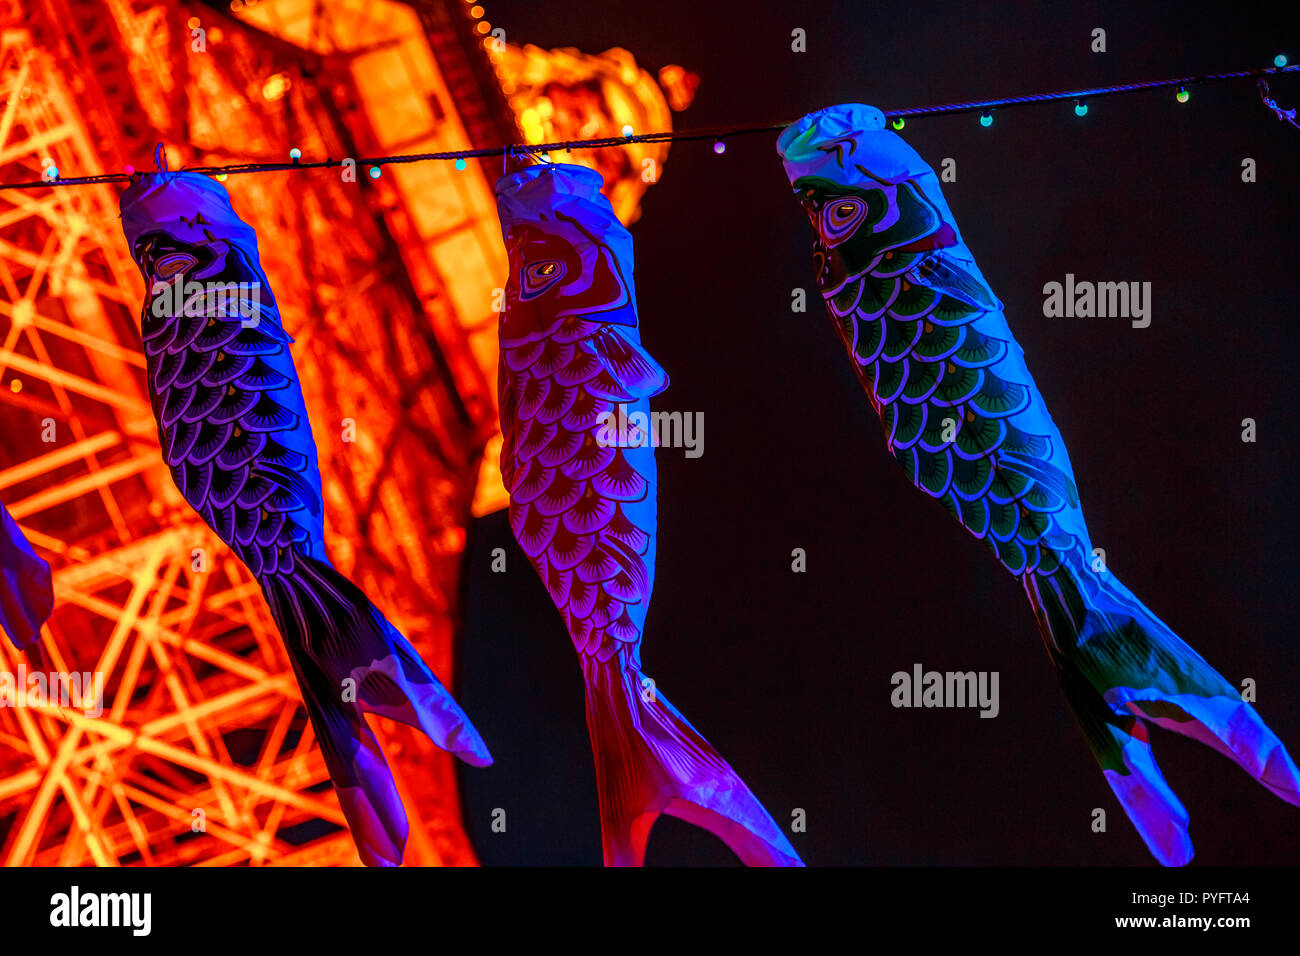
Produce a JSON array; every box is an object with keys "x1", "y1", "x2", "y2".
[
  {"x1": 0, "y1": 0, "x2": 507, "y2": 866},
  {"x1": 0, "y1": 0, "x2": 677, "y2": 866}
]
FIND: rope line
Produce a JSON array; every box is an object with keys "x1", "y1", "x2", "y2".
[{"x1": 4, "y1": 62, "x2": 1295, "y2": 192}]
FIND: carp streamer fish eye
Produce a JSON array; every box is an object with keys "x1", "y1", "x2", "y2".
[
  {"x1": 522, "y1": 258, "x2": 565, "y2": 297},
  {"x1": 824, "y1": 196, "x2": 869, "y2": 243},
  {"x1": 153, "y1": 252, "x2": 197, "y2": 278}
]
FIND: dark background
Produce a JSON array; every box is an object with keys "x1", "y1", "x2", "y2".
[{"x1": 456, "y1": 0, "x2": 1300, "y2": 865}]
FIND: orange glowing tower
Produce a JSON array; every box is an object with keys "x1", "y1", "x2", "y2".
[{"x1": 0, "y1": 0, "x2": 687, "y2": 865}]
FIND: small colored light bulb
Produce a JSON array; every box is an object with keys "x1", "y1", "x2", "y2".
[
  {"x1": 621, "y1": 125, "x2": 634, "y2": 137},
  {"x1": 1275, "y1": 54, "x2": 1288, "y2": 67},
  {"x1": 979, "y1": 111, "x2": 993, "y2": 127},
  {"x1": 454, "y1": 158, "x2": 467, "y2": 171},
  {"x1": 713, "y1": 140, "x2": 726, "y2": 154},
  {"x1": 124, "y1": 164, "x2": 135, "y2": 175},
  {"x1": 890, "y1": 116, "x2": 905, "y2": 130},
  {"x1": 1176, "y1": 86, "x2": 1189, "y2": 103},
  {"x1": 215, "y1": 173, "x2": 228, "y2": 182},
  {"x1": 368, "y1": 165, "x2": 381, "y2": 179},
  {"x1": 289, "y1": 147, "x2": 302, "y2": 161},
  {"x1": 1074, "y1": 99, "x2": 1088, "y2": 116}
]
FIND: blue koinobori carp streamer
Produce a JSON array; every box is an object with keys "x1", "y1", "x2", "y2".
[
  {"x1": 119, "y1": 172, "x2": 492, "y2": 867},
  {"x1": 778, "y1": 104, "x2": 1300, "y2": 865},
  {"x1": 1, "y1": 500, "x2": 53, "y2": 651},
  {"x1": 494, "y1": 162, "x2": 802, "y2": 866}
]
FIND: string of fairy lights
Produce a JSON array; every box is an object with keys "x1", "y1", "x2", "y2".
[{"x1": 3, "y1": 57, "x2": 1295, "y2": 192}]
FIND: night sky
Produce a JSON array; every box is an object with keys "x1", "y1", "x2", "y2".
[{"x1": 456, "y1": 1, "x2": 1300, "y2": 865}]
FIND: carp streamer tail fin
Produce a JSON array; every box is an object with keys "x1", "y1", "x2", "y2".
[
  {"x1": 581, "y1": 657, "x2": 803, "y2": 867},
  {"x1": 1, "y1": 501, "x2": 53, "y2": 652},
  {"x1": 261, "y1": 552, "x2": 491, "y2": 866},
  {"x1": 1026, "y1": 564, "x2": 1300, "y2": 866}
]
